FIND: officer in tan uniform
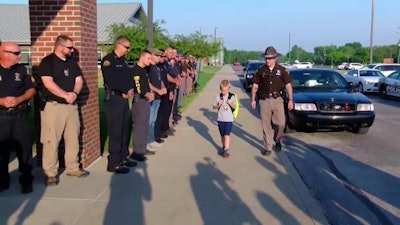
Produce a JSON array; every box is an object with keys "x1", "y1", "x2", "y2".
[{"x1": 251, "y1": 46, "x2": 293, "y2": 156}]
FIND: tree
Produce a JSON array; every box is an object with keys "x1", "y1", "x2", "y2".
[
  {"x1": 105, "y1": 19, "x2": 171, "y2": 61},
  {"x1": 173, "y1": 31, "x2": 220, "y2": 59}
]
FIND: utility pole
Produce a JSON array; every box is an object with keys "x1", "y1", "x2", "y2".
[
  {"x1": 288, "y1": 33, "x2": 291, "y2": 62},
  {"x1": 397, "y1": 39, "x2": 400, "y2": 63},
  {"x1": 369, "y1": 0, "x2": 375, "y2": 63},
  {"x1": 214, "y1": 27, "x2": 218, "y2": 66},
  {"x1": 146, "y1": 0, "x2": 153, "y2": 49}
]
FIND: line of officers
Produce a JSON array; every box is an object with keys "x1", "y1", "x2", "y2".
[
  {"x1": 102, "y1": 36, "x2": 198, "y2": 174},
  {"x1": 0, "y1": 35, "x2": 198, "y2": 194}
]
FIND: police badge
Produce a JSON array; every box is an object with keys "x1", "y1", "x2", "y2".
[{"x1": 15, "y1": 72, "x2": 21, "y2": 81}]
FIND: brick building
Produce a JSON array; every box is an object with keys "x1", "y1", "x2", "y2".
[{"x1": 0, "y1": 2, "x2": 145, "y2": 167}]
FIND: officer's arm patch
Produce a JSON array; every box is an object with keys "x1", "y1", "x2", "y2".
[{"x1": 103, "y1": 60, "x2": 111, "y2": 67}]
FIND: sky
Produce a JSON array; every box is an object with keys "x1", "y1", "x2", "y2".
[{"x1": 2, "y1": 0, "x2": 400, "y2": 54}]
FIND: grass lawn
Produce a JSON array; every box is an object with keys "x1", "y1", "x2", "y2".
[{"x1": 98, "y1": 65, "x2": 221, "y2": 152}]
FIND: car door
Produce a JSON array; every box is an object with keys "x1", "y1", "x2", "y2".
[
  {"x1": 393, "y1": 74, "x2": 400, "y2": 97},
  {"x1": 385, "y1": 72, "x2": 400, "y2": 97}
]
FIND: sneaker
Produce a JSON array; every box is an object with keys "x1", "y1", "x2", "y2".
[
  {"x1": 144, "y1": 150, "x2": 156, "y2": 155},
  {"x1": 261, "y1": 149, "x2": 272, "y2": 156},
  {"x1": 218, "y1": 149, "x2": 230, "y2": 158},
  {"x1": 46, "y1": 176, "x2": 58, "y2": 186},
  {"x1": 128, "y1": 153, "x2": 147, "y2": 162},
  {"x1": 66, "y1": 168, "x2": 90, "y2": 178},
  {"x1": 150, "y1": 141, "x2": 162, "y2": 148},
  {"x1": 121, "y1": 160, "x2": 137, "y2": 167},
  {"x1": 155, "y1": 138, "x2": 164, "y2": 143},
  {"x1": 107, "y1": 165, "x2": 130, "y2": 174}
]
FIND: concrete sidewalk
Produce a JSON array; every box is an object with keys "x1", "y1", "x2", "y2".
[{"x1": 1, "y1": 65, "x2": 329, "y2": 225}]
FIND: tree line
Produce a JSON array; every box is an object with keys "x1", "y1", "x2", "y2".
[
  {"x1": 104, "y1": 16, "x2": 399, "y2": 66},
  {"x1": 102, "y1": 19, "x2": 220, "y2": 61},
  {"x1": 224, "y1": 42, "x2": 400, "y2": 66}
]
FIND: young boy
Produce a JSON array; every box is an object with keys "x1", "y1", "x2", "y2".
[{"x1": 212, "y1": 79, "x2": 237, "y2": 158}]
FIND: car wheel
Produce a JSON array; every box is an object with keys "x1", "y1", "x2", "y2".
[
  {"x1": 358, "y1": 83, "x2": 364, "y2": 93},
  {"x1": 379, "y1": 84, "x2": 388, "y2": 99},
  {"x1": 284, "y1": 121, "x2": 296, "y2": 133},
  {"x1": 352, "y1": 127, "x2": 369, "y2": 134}
]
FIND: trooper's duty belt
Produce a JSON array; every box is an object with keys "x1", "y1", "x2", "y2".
[
  {"x1": 258, "y1": 91, "x2": 281, "y2": 100},
  {"x1": 110, "y1": 90, "x2": 124, "y2": 96},
  {"x1": 0, "y1": 103, "x2": 29, "y2": 117}
]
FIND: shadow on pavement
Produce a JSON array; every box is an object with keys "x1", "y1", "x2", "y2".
[
  {"x1": 0, "y1": 155, "x2": 46, "y2": 225},
  {"x1": 104, "y1": 162, "x2": 151, "y2": 225},
  {"x1": 190, "y1": 157, "x2": 262, "y2": 225},
  {"x1": 284, "y1": 135, "x2": 400, "y2": 225}
]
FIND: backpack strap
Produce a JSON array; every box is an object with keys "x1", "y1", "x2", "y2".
[{"x1": 227, "y1": 92, "x2": 235, "y2": 111}]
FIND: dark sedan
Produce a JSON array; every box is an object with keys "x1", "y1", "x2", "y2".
[
  {"x1": 286, "y1": 68, "x2": 375, "y2": 134},
  {"x1": 243, "y1": 60, "x2": 264, "y2": 92}
]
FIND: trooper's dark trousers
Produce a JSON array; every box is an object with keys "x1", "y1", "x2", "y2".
[
  {"x1": 0, "y1": 115, "x2": 33, "y2": 189},
  {"x1": 155, "y1": 92, "x2": 173, "y2": 140},
  {"x1": 104, "y1": 95, "x2": 130, "y2": 170}
]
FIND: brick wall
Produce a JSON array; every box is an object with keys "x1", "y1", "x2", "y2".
[{"x1": 29, "y1": 0, "x2": 100, "y2": 167}]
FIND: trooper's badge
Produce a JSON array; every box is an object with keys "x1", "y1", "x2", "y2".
[
  {"x1": 31, "y1": 75, "x2": 35, "y2": 83},
  {"x1": 276, "y1": 70, "x2": 281, "y2": 76},
  {"x1": 103, "y1": 60, "x2": 111, "y2": 67},
  {"x1": 15, "y1": 73, "x2": 21, "y2": 81}
]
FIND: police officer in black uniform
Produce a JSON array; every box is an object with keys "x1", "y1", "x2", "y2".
[
  {"x1": 101, "y1": 36, "x2": 137, "y2": 173},
  {"x1": 0, "y1": 41, "x2": 36, "y2": 193},
  {"x1": 154, "y1": 49, "x2": 174, "y2": 143},
  {"x1": 251, "y1": 46, "x2": 293, "y2": 156}
]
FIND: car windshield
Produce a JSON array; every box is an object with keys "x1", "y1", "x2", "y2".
[
  {"x1": 248, "y1": 62, "x2": 264, "y2": 71},
  {"x1": 290, "y1": 70, "x2": 348, "y2": 89},
  {"x1": 361, "y1": 64, "x2": 375, "y2": 69},
  {"x1": 359, "y1": 70, "x2": 384, "y2": 77}
]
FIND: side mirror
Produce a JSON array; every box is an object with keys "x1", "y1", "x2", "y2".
[{"x1": 347, "y1": 82, "x2": 356, "y2": 92}]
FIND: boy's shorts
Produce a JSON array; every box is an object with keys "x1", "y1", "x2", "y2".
[{"x1": 218, "y1": 121, "x2": 233, "y2": 136}]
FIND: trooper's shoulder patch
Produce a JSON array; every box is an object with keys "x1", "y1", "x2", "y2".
[{"x1": 103, "y1": 60, "x2": 111, "y2": 67}]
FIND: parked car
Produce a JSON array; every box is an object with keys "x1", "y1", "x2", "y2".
[
  {"x1": 292, "y1": 61, "x2": 313, "y2": 68},
  {"x1": 336, "y1": 62, "x2": 348, "y2": 70},
  {"x1": 243, "y1": 60, "x2": 264, "y2": 92},
  {"x1": 285, "y1": 68, "x2": 375, "y2": 134},
  {"x1": 378, "y1": 71, "x2": 400, "y2": 98},
  {"x1": 279, "y1": 62, "x2": 293, "y2": 69},
  {"x1": 343, "y1": 69, "x2": 385, "y2": 93},
  {"x1": 346, "y1": 62, "x2": 363, "y2": 70},
  {"x1": 361, "y1": 63, "x2": 400, "y2": 76}
]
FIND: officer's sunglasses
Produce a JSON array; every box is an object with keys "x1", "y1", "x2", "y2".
[
  {"x1": 118, "y1": 43, "x2": 130, "y2": 50},
  {"x1": 3, "y1": 50, "x2": 21, "y2": 56},
  {"x1": 63, "y1": 45, "x2": 75, "y2": 51}
]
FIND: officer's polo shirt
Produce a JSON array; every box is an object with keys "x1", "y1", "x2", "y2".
[
  {"x1": 0, "y1": 64, "x2": 36, "y2": 98},
  {"x1": 101, "y1": 51, "x2": 134, "y2": 93},
  {"x1": 158, "y1": 63, "x2": 170, "y2": 90},
  {"x1": 252, "y1": 64, "x2": 292, "y2": 94},
  {"x1": 165, "y1": 60, "x2": 177, "y2": 78},
  {"x1": 38, "y1": 53, "x2": 82, "y2": 103},
  {"x1": 131, "y1": 63, "x2": 150, "y2": 97},
  {"x1": 148, "y1": 64, "x2": 162, "y2": 100}
]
